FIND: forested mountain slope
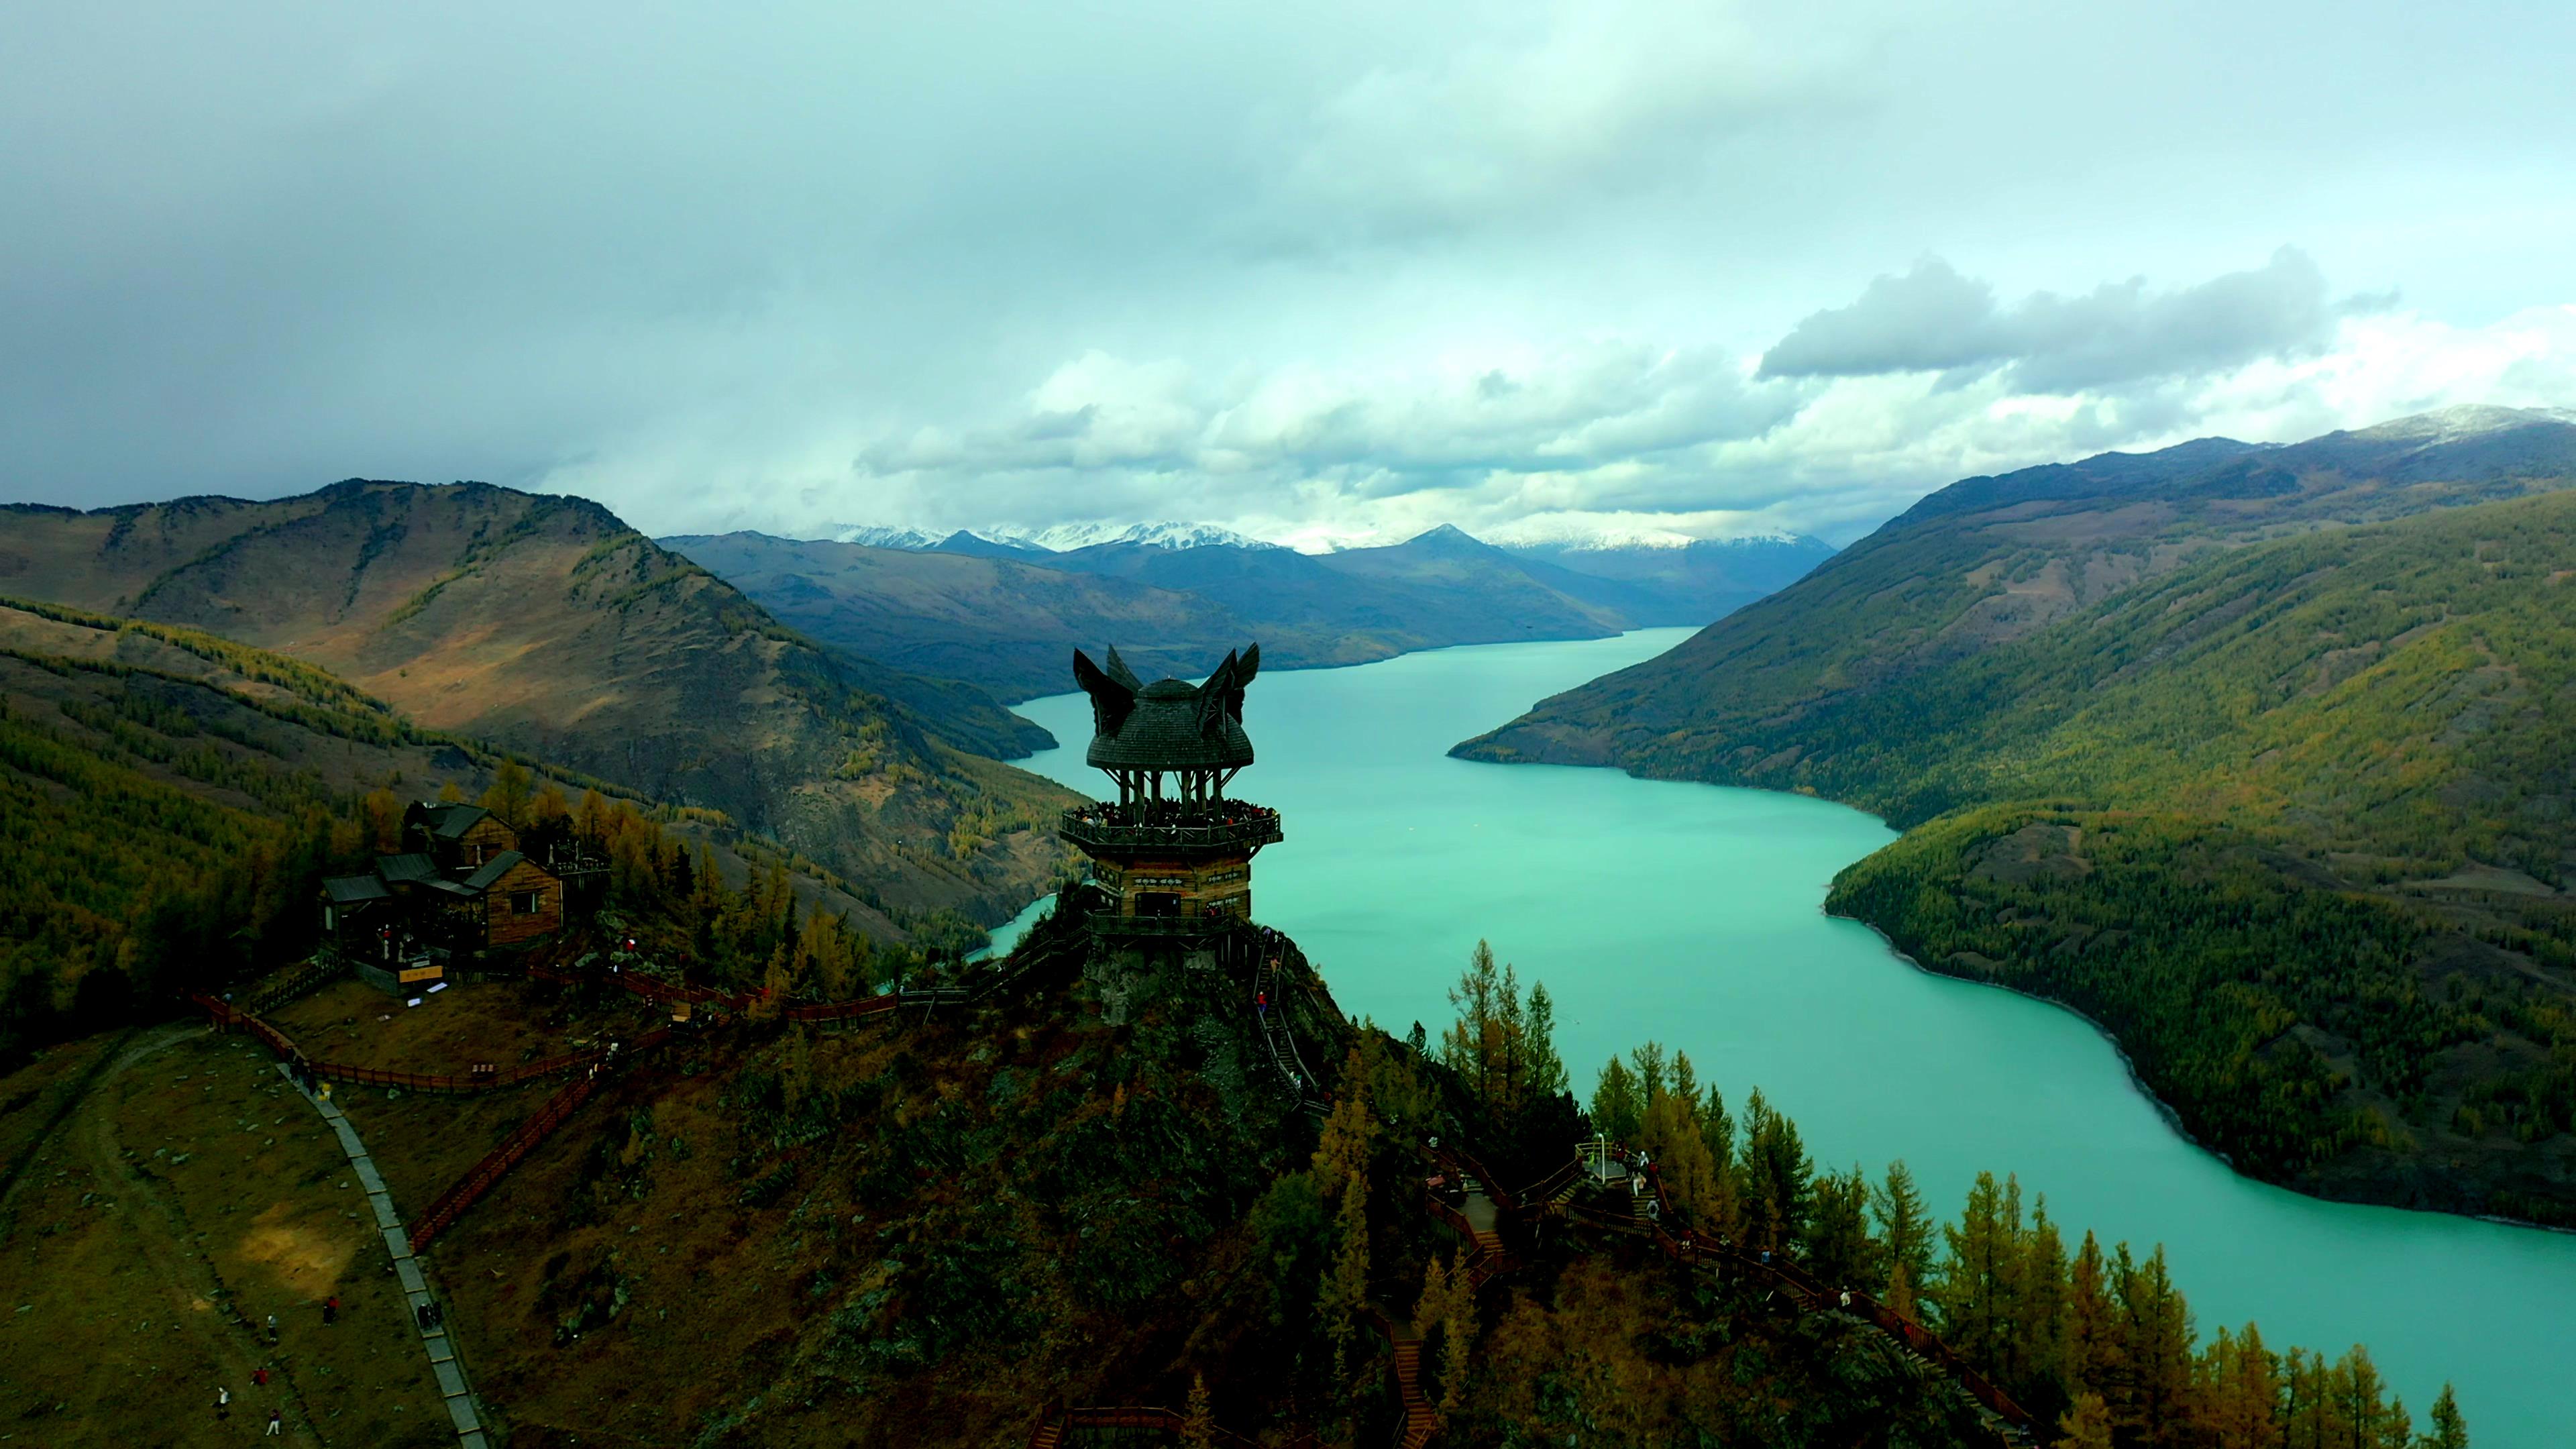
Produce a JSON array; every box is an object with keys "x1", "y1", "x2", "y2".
[
  {"x1": 1461, "y1": 413, "x2": 2576, "y2": 1222},
  {"x1": 1458, "y1": 407, "x2": 2576, "y2": 773},
  {"x1": 0, "y1": 482, "x2": 1072, "y2": 918},
  {"x1": 0, "y1": 598, "x2": 941, "y2": 1066}
]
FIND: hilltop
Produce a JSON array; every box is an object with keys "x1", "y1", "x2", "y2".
[
  {"x1": 0, "y1": 482, "x2": 1073, "y2": 921},
  {"x1": 1458, "y1": 408, "x2": 2576, "y2": 1222}
]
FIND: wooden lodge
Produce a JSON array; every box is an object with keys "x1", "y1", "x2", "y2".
[
  {"x1": 320, "y1": 802, "x2": 571, "y2": 990},
  {"x1": 1060, "y1": 645, "x2": 1282, "y2": 941}
]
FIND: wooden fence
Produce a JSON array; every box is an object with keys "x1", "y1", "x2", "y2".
[{"x1": 407, "y1": 1026, "x2": 676, "y2": 1250}]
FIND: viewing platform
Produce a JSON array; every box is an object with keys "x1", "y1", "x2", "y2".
[{"x1": 1059, "y1": 802, "x2": 1284, "y2": 857}]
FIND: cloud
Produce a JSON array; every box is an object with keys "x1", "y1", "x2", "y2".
[
  {"x1": 1758, "y1": 248, "x2": 2387, "y2": 393},
  {"x1": 1252, "y1": 1, "x2": 1829, "y2": 244}
]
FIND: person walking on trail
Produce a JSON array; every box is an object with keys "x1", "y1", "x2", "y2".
[
  {"x1": 267, "y1": 1408, "x2": 284, "y2": 1436},
  {"x1": 323, "y1": 1295, "x2": 338, "y2": 1326},
  {"x1": 253, "y1": 1367, "x2": 268, "y2": 1387},
  {"x1": 215, "y1": 1385, "x2": 230, "y2": 1419},
  {"x1": 265, "y1": 1311, "x2": 278, "y2": 1343},
  {"x1": 1839, "y1": 1288, "x2": 1852, "y2": 1309}
]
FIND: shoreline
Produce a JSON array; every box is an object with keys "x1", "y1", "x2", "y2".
[
  {"x1": 1831, "y1": 904, "x2": 2576, "y2": 1238},
  {"x1": 1446, "y1": 724, "x2": 2576, "y2": 1240}
]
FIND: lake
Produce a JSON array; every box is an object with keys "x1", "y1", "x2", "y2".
[{"x1": 1001, "y1": 629, "x2": 2575, "y2": 1447}]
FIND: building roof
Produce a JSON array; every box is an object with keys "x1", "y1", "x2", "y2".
[
  {"x1": 375, "y1": 853, "x2": 443, "y2": 885},
  {"x1": 321, "y1": 874, "x2": 391, "y2": 904},
  {"x1": 460, "y1": 850, "x2": 531, "y2": 892},
  {"x1": 409, "y1": 801, "x2": 495, "y2": 841},
  {"x1": 1075, "y1": 644, "x2": 1260, "y2": 771}
]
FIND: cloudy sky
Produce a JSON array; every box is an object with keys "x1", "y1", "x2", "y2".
[{"x1": 5, "y1": 2, "x2": 2573, "y2": 547}]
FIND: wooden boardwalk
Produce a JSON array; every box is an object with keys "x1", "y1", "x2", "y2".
[{"x1": 278, "y1": 1062, "x2": 490, "y2": 1449}]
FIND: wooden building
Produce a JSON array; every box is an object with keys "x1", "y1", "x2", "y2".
[
  {"x1": 321, "y1": 802, "x2": 566, "y2": 989},
  {"x1": 1059, "y1": 645, "x2": 1281, "y2": 939}
]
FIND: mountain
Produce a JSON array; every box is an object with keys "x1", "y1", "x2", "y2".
[
  {"x1": 927, "y1": 528, "x2": 1055, "y2": 561},
  {"x1": 668, "y1": 523, "x2": 1759, "y2": 702},
  {"x1": 0, "y1": 482, "x2": 1073, "y2": 921},
  {"x1": 1457, "y1": 407, "x2": 2576, "y2": 1222},
  {"x1": 659, "y1": 531, "x2": 1291, "y2": 701},
  {"x1": 1002, "y1": 519, "x2": 1285, "y2": 552},
  {"x1": 1499, "y1": 534, "x2": 1839, "y2": 626},
  {"x1": 1460, "y1": 407, "x2": 2576, "y2": 773},
  {"x1": 826, "y1": 523, "x2": 945, "y2": 550}
]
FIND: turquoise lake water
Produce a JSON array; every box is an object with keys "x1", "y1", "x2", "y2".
[{"x1": 999, "y1": 629, "x2": 2575, "y2": 1446}]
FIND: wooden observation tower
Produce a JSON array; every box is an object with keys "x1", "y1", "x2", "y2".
[{"x1": 1059, "y1": 644, "x2": 1283, "y2": 938}]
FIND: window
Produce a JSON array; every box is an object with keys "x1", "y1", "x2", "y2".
[{"x1": 511, "y1": 889, "x2": 547, "y2": 916}]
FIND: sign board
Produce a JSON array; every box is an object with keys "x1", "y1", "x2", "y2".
[{"x1": 398, "y1": 965, "x2": 443, "y2": 984}]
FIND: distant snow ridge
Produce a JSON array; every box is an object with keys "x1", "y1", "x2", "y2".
[
  {"x1": 996, "y1": 521, "x2": 1285, "y2": 552},
  {"x1": 826, "y1": 524, "x2": 944, "y2": 549},
  {"x1": 2351, "y1": 403, "x2": 2576, "y2": 444}
]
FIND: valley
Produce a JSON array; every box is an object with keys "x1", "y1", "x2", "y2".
[{"x1": 666, "y1": 523, "x2": 1831, "y2": 702}]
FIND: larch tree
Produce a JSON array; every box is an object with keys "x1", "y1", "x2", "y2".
[
  {"x1": 2420, "y1": 1382, "x2": 2469, "y2": 1449},
  {"x1": 1805, "y1": 1165, "x2": 1877, "y2": 1295},
  {"x1": 480, "y1": 759, "x2": 533, "y2": 827},
  {"x1": 1591, "y1": 1056, "x2": 1642, "y2": 1144},
  {"x1": 1312, "y1": 1049, "x2": 1378, "y2": 1377},
  {"x1": 2012, "y1": 1197, "x2": 2070, "y2": 1422},
  {"x1": 2192, "y1": 1322, "x2": 2284, "y2": 1449},
  {"x1": 2115, "y1": 1244, "x2": 2195, "y2": 1448},
  {"x1": 1932, "y1": 1171, "x2": 2021, "y2": 1378},
  {"x1": 2058, "y1": 1392, "x2": 2116, "y2": 1449},
  {"x1": 1523, "y1": 982, "x2": 1568, "y2": 1101},
  {"x1": 1181, "y1": 1372, "x2": 1216, "y2": 1449},
  {"x1": 2062, "y1": 1231, "x2": 2122, "y2": 1411},
  {"x1": 1870, "y1": 1160, "x2": 1935, "y2": 1307}
]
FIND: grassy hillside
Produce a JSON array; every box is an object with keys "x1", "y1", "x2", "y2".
[
  {"x1": 0, "y1": 482, "x2": 1072, "y2": 917},
  {"x1": 1461, "y1": 419, "x2": 2576, "y2": 1222}
]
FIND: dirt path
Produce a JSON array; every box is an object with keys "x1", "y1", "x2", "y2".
[{"x1": 72, "y1": 1024, "x2": 329, "y2": 1446}]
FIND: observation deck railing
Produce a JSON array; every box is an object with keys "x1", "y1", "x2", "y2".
[
  {"x1": 1083, "y1": 911, "x2": 1238, "y2": 938},
  {"x1": 1057, "y1": 804, "x2": 1283, "y2": 856}
]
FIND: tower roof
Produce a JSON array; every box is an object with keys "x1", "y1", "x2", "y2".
[{"x1": 1073, "y1": 645, "x2": 1259, "y2": 771}]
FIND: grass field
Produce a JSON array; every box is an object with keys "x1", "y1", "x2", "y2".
[{"x1": 0, "y1": 1026, "x2": 449, "y2": 1446}]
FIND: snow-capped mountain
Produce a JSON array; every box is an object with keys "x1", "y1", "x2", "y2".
[
  {"x1": 825, "y1": 524, "x2": 946, "y2": 549},
  {"x1": 819, "y1": 520, "x2": 1285, "y2": 554},
  {"x1": 996, "y1": 521, "x2": 1285, "y2": 553}
]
